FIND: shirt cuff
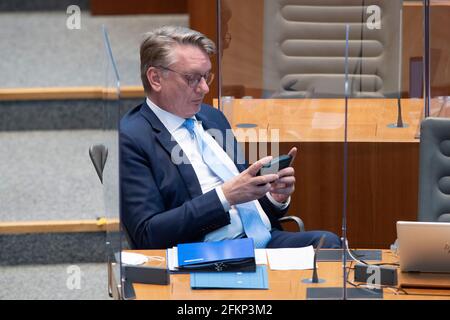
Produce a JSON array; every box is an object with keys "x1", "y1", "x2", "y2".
[
  {"x1": 266, "y1": 192, "x2": 291, "y2": 210},
  {"x1": 215, "y1": 186, "x2": 231, "y2": 212}
]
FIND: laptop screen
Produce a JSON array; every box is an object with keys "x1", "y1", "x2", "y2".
[{"x1": 396, "y1": 221, "x2": 450, "y2": 273}]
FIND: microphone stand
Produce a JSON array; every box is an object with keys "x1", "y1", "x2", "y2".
[
  {"x1": 302, "y1": 235, "x2": 326, "y2": 284},
  {"x1": 396, "y1": 98, "x2": 405, "y2": 128},
  {"x1": 388, "y1": 6, "x2": 408, "y2": 129}
]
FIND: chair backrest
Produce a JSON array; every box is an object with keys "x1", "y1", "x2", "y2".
[
  {"x1": 418, "y1": 117, "x2": 450, "y2": 222},
  {"x1": 262, "y1": 0, "x2": 403, "y2": 98}
]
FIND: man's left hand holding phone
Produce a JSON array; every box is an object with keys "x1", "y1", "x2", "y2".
[
  {"x1": 221, "y1": 147, "x2": 297, "y2": 205},
  {"x1": 266, "y1": 147, "x2": 297, "y2": 204}
]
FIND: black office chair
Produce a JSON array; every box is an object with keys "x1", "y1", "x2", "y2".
[{"x1": 417, "y1": 117, "x2": 450, "y2": 222}]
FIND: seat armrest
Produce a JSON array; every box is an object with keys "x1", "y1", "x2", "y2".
[{"x1": 278, "y1": 216, "x2": 305, "y2": 232}]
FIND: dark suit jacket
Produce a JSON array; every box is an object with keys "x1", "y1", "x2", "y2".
[{"x1": 120, "y1": 102, "x2": 288, "y2": 249}]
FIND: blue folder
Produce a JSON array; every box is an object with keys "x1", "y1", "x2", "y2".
[
  {"x1": 191, "y1": 265, "x2": 269, "y2": 289},
  {"x1": 177, "y1": 238, "x2": 256, "y2": 272}
]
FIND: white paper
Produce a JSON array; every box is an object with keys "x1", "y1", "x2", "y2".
[
  {"x1": 167, "y1": 247, "x2": 179, "y2": 271},
  {"x1": 255, "y1": 249, "x2": 268, "y2": 265},
  {"x1": 266, "y1": 246, "x2": 315, "y2": 270}
]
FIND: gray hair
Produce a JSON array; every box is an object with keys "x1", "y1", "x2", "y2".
[{"x1": 140, "y1": 26, "x2": 216, "y2": 94}]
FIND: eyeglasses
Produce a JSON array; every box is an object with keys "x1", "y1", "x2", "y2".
[{"x1": 157, "y1": 66, "x2": 215, "y2": 88}]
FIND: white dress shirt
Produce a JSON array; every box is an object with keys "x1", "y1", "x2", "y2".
[{"x1": 146, "y1": 98, "x2": 290, "y2": 241}]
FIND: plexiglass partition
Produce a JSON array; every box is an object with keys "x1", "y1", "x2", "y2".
[
  {"x1": 219, "y1": 0, "x2": 430, "y2": 299},
  {"x1": 219, "y1": 0, "x2": 353, "y2": 299},
  {"x1": 346, "y1": 0, "x2": 443, "y2": 298},
  {"x1": 343, "y1": 0, "x2": 410, "y2": 299},
  {"x1": 102, "y1": 26, "x2": 123, "y2": 299}
]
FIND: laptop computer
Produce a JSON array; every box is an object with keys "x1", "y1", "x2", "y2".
[{"x1": 396, "y1": 221, "x2": 450, "y2": 273}]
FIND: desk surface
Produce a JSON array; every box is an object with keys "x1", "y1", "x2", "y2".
[
  {"x1": 130, "y1": 250, "x2": 450, "y2": 300},
  {"x1": 224, "y1": 99, "x2": 423, "y2": 143}
]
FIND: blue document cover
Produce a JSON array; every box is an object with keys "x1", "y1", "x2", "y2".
[
  {"x1": 177, "y1": 238, "x2": 255, "y2": 272},
  {"x1": 190, "y1": 265, "x2": 269, "y2": 289}
]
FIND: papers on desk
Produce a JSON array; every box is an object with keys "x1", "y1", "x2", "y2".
[
  {"x1": 167, "y1": 247, "x2": 179, "y2": 271},
  {"x1": 167, "y1": 246, "x2": 314, "y2": 271},
  {"x1": 254, "y1": 249, "x2": 268, "y2": 265},
  {"x1": 266, "y1": 246, "x2": 315, "y2": 270}
]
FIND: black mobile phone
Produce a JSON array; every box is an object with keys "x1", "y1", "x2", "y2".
[{"x1": 257, "y1": 154, "x2": 292, "y2": 176}]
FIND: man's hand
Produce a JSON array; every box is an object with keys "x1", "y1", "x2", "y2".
[
  {"x1": 222, "y1": 156, "x2": 279, "y2": 206},
  {"x1": 269, "y1": 147, "x2": 297, "y2": 203}
]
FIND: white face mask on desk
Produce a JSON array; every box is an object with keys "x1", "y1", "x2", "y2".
[{"x1": 121, "y1": 252, "x2": 164, "y2": 266}]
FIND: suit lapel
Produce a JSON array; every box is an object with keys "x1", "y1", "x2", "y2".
[
  {"x1": 139, "y1": 104, "x2": 203, "y2": 198},
  {"x1": 195, "y1": 112, "x2": 219, "y2": 134},
  {"x1": 196, "y1": 112, "x2": 224, "y2": 149}
]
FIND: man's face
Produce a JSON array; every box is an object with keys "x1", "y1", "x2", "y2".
[{"x1": 157, "y1": 45, "x2": 212, "y2": 118}]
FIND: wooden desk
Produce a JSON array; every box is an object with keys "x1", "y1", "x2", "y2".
[
  {"x1": 130, "y1": 250, "x2": 450, "y2": 300},
  {"x1": 221, "y1": 98, "x2": 423, "y2": 248}
]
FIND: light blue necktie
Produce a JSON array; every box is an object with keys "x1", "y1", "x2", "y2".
[{"x1": 183, "y1": 118, "x2": 272, "y2": 248}]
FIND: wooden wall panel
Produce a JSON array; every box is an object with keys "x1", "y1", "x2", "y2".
[
  {"x1": 298, "y1": 142, "x2": 419, "y2": 249},
  {"x1": 245, "y1": 141, "x2": 419, "y2": 249}
]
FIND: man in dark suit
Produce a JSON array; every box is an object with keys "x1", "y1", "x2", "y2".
[{"x1": 120, "y1": 26, "x2": 341, "y2": 249}]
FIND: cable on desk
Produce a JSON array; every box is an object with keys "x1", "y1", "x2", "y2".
[{"x1": 146, "y1": 256, "x2": 165, "y2": 262}]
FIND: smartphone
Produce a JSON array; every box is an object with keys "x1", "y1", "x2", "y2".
[{"x1": 257, "y1": 154, "x2": 292, "y2": 176}]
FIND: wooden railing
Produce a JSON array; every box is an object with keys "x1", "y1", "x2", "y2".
[
  {"x1": 0, "y1": 86, "x2": 145, "y2": 101},
  {"x1": 0, "y1": 218, "x2": 120, "y2": 234}
]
